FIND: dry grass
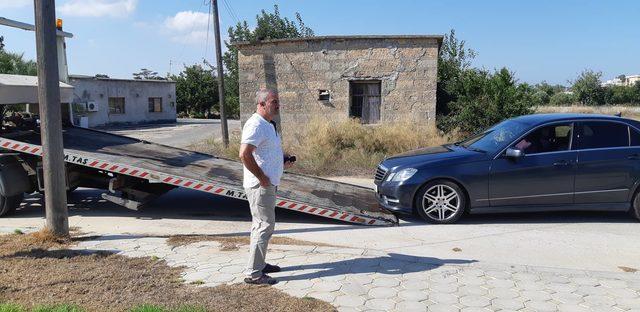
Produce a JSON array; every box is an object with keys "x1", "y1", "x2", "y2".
[
  {"x1": 166, "y1": 234, "x2": 339, "y2": 251},
  {"x1": 537, "y1": 105, "x2": 640, "y2": 120},
  {"x1": 189, "y1": 117, "x2": 453, "y2": 177},
  {"x1": 0, "y1": 231, "x2": 335, "y2": 312}
]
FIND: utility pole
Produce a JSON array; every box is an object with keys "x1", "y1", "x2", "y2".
[
  {"x1": 34, "y1": 0, "x2": 69, "y2": 236},
  {"x1": 212, "y1": 0, "x2": 229, "y2": 147}
]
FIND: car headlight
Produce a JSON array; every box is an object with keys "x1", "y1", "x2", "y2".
[{"x1": 386, "y1": 168, "x2": 417, "y2": 182}]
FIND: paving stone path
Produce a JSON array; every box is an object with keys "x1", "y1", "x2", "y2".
[{"x1": 74, "y1": 235, "x2": 640, "y2": 312}]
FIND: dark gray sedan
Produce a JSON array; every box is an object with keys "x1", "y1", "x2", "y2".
[{"x1": 375, "y1": 113, "x2": 640, "y2": 223}]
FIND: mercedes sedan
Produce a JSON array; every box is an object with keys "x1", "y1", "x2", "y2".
[{"x1": 375, "y1": 114, "x2": 640, "y2": 223}]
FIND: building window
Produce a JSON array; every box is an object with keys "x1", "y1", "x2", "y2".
[
  {"x1": 108, "y1": 97, "x2": 125, "y2": 114},
  {"x1": 349, "y1": 81, "x2": 381, "y2": 124},
  {"x1": 148, "y1": 97, "x2": 163, "y2": 112}
]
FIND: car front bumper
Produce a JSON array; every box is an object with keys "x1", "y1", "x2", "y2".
[{"x1": 375, "y1": 181, "x2": 421, "y2": 215}]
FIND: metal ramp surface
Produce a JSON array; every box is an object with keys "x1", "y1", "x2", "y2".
[{"x1": 0, "y1": 127, "x2": 398, "y2": 225}]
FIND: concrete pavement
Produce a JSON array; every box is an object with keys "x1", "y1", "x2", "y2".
[
  {"x1": 3, "y1": 188, "x2": 640, "y2": 311},
  {"x1": 70, "y1": 234, "x2": 640, "y2": 312}
]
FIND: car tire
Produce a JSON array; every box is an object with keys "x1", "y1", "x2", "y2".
[
  {"x1": 415, "y1": 179, "x2": 466, "y2": 224},
  {"x1": 0, "y1": 193, "x2": 24, "y2": 217},
  {"x1": 630, "y1": 190, "x2": 640, "y2": 221}
]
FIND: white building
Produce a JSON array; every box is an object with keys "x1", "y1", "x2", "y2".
[
  {"x1": 68, "y1": 75, "x2": 177, "y2": 128},
  {"x1": 603, "y1": 75, "x2": 640, "y2": 87}
]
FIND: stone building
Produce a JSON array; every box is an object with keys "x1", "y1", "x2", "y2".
[
  {"x1": 235, "y1": 35, "x2": 442, "y2": 128},
  {"x1": 68, "y1": 75, "x2": 177, "y2": 128}
]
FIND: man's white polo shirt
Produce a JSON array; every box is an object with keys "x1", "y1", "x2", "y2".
[{"x1": 241, "y1": 113, "x2": 284, "y2": 188}]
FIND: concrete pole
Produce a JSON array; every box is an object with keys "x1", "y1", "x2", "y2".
[
  {"x1": 212, "y1": 0, "x2": 229, "y2": 147},
  {"x1": 34, "y1": 0, "x2": 69, "y2": 236}
]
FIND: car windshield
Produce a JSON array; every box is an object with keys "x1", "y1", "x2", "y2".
[{"x1": 458, "y1": 119, "x2": 530, "y2": 153}]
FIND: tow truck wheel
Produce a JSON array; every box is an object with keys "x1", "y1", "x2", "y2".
[
  {"x1": 0, "y1": 193, "x2": 24, "y2": 216},
  {"x1": 415, "y1": 180, "x2": 466, "y2": 224}
]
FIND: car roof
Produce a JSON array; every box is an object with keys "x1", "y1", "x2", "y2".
[{"x1": 510, "y1": 113, "x2": 640, "y2": 128}]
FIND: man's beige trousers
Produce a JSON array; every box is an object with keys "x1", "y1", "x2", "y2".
[{"x1": 244, "y1": 184, "x2": 276, "y2": 278}]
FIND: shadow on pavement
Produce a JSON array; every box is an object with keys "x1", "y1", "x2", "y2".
[{"x1": 278, "y1": 253, "x2": 477, "y2": 281}]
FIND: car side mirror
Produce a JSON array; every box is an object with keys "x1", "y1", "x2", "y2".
[{"x1": 505, "y1": 148, "x2": 524, "y2": 158}]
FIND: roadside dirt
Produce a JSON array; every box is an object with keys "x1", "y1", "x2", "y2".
[
  {"x1": 0, "y1": 230, "x2": 335, "y2": 312},
  {"x1": 166, "y1": 234, "x2": 340, "y2": 251}
]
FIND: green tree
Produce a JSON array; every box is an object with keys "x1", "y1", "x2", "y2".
[
  {"x1": 169, "y1": 64, "x2": 218, "y2": 117},
  {"x1": 0, "y1": 36, "x2": 37, "y2": 76},
  {"x1": 222, "y1": 5, "x2": 313, "y2": 118},
  {"x1": 133, "y1": 68, "x2": 165, "y2": 80},
  {"x1": 603, "y1": 85, "x2": 636, "y2": 105},
  {"x1": 436, "y1": 29, "x2": 476, "y2": 116},
  {"x1": 533, "y1": 81, "x2": 566, "y2": 105},
  {"x1": 440, "y1": 68, "x2": 536, "y2": 134},
  {"x1": 549, "y1": 92, "x2": 577, "y2": 106},
  {"x1": 571, "y1": 70, "x2": 604, "y2": 105}
]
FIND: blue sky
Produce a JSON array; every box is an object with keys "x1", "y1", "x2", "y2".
[{"x1": 0, "y1": 0, "x2": 638, "y2": 85}]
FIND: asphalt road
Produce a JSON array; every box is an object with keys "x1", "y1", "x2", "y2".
[{"x1": 101, "y1": 118, "x2": 241, "y2": 148}]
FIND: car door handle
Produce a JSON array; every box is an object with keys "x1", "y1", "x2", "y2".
[
  {"x1": 553, "y1": 160, "x2": 571, "y2": 167},
  {"x1": 628, "y1": 154, "x2": 640, "y2": 160}
]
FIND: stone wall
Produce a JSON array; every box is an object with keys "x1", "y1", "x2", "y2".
[{"x1": 236, "y1": 36, "x2": 440, "y2": 129}]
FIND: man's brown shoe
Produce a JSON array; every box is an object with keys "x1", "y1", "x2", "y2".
[{"x1": 244, "y1": 274, "x2": 277, "y2": 285}]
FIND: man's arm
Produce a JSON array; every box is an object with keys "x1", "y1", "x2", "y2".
[{"x1": 239, "y1": 143, "x2": 270, "y2": 187}]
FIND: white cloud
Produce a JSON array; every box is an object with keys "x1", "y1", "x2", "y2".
[
  {"x1": 0, "y1": 0, "x2": 30, "y2": 9},
  {"x1": 164, "y1": 11, "x2": 211, "y2": 44},
  {"x1": 58, "y1": 0, "x2": 137, "y2": 17}
]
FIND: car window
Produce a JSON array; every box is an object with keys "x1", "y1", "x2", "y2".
[
  {"x1": 575, "y1": 121, "x2": 629, "y2": 150},
  {"x1": 512, "y1": 123, "x2": 572, "y2": 155},
  {"x1": 461, "y1": 119, "x2": 529, "y2": 153},
  {"x1": 631, "y1": 127, "x2": 640, "y2": 146}
]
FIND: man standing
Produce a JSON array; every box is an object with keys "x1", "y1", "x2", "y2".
[{"x1": 239, "y1": 88, "x2": 294, "y2": 285}]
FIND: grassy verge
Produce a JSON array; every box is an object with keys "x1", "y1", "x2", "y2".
[
  {"x1": 0, "y1": 230, "x2": 335, "y2": 312},
  {"x1": 0, "y1": 303, "x2": 207, "y2": 312},
  {"x1": 189, "y1": 117, "x2": 454, "y2": 177},
  {"x1": 537, "y1": 105, "x2": 640, "y2": 120}
]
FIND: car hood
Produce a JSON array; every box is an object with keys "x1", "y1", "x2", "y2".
[{"x1": 381, "y1": 145, "x2": 485, "y2": 169}]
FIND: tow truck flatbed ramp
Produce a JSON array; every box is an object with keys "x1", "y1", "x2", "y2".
[{"x1": 0, "y1": 127, "x2": 398, "y2": 226}]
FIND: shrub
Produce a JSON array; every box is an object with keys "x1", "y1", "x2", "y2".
[
  {"x1": 549, "y1": 92, "x2": 577, "y2": 106},
  {"x1": 438, "y1": 68, "x2": 536, "y2": 135}
]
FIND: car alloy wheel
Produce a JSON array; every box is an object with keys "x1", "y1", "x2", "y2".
[
  {"x1": 422, "y1": 184, "x2": 460, "y2": 221},
  {"x1": 415, "y1": 180, "x2": 466, "y2": 224}
]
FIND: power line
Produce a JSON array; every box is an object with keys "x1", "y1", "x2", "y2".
[{"x1": 221, "y1": 0, "x2": 240, "y2": 24}]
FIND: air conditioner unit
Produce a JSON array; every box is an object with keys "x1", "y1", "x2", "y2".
[{"x1": 86, "y1": 101, "x2": 98, "y2": 112}]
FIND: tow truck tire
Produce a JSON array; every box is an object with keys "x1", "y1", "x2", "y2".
[
  {"x1": 0, "y1": 193, "x2": 24, "y2": 216},
  {"x1": 0, "y1": 156, "x2": 30, "y2": 216}
]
